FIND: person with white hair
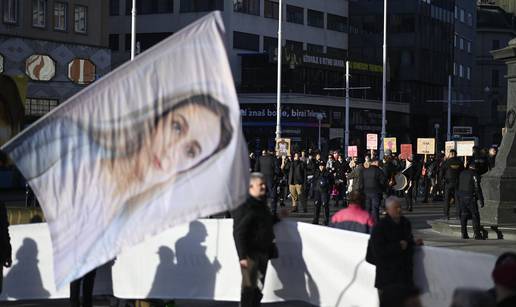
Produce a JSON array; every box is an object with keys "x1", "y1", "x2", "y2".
[{"x1": 370, "y1": 196, "x2": 423, "y2": 293}]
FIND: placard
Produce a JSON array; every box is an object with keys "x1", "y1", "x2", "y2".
[
  {"x1": 445, "y1": 141, "x2": 456, "y2": 157},
  {"x1": 275, "y1": 138, "x2": 291, "y2": 157},
  {"x1": 366, "y1": 133, "x2": 378, "y2": 150},
  {"x1": 347, "y1": 146, "x2": 358, "y2": 158},
  {"x1": 417, "y1": 138, "x2": 435, "y2": 155},
  {"x1": 400, "y1": 144, "x2": 412, "y2": 160},
  {"x1": 384, "y1": 137, "x2": 397, "y2": 153},
  {"x1": 456, "y1": 140, "x2": 475, "y2": 157}
]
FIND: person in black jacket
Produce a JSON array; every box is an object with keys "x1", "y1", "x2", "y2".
[
  {"x1": 254, "y1": 150, "x2": 280, "y2": 214},
  {"x1": 402, "y1": 155, "x2": 421, "y2": 212},
  {"x1": 233, "y1": 173, "x2": 282, "y2": 307},
  {"x1": 457, "y1": 162, "x2": 485, "y2": 240},
  {"x1": 312, "y1": 162, "x2": 333, "y2": 225},
  {"x1": 360, "y1": 159, "x2": 387, "y2": 223},
  {"x1": 442, "y1": 149, "x2": 464, "y2": 219},
  {"x1": 0, "y1": 201, "x2": 12, "y2": 294},
  {"x1": 370, "y1": 196, "x2": 423, "y2": 292},
  {"x1": 283, "y1": 152, "x2": 307, "y2": 213}
]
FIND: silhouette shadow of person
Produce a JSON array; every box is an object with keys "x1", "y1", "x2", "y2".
[
  {"x1": 148, "y1": 246, "x2": 177, "y2": 298},
  {"x1": 173, "y1": 221, "x2": 220, "y2": 299},
  {"x1": 0, "y1": 238, "x2": 50, "y2": 299},
  {"x1": 271, "y1": 222, "x2": 320, "y2": 305}
]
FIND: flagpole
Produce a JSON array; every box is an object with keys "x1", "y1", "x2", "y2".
[
  {"x1": 275, "y1": 0, "x2": 283, "y2": 141},
  {"x1": 130, "y1": 0, "x2": 136, "y2": 61},
  {"x1": 381, "y1": 0, "x2": 387, "y2": 158}
]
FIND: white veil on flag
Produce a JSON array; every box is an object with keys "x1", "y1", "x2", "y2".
[{"x1": 1, "y1": 12, "x2": 249, "y2": 288}]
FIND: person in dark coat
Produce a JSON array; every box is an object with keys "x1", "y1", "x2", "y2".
[
  {"x1": 370, "y1": 196, "x2": 423, "y2": 291},
  {"x1": 472, "y1": 146, "x2": 489, "y2": 176},
  {"x1": 359, "y1": 159, "x2": 387, "y2": 223},
  {"x1": 254, "y1": 150, "x2": 280, "y2": 214},
  {"x1": 283, "y1": 152, "x2": 307, "y2": 213},
  {"x1": 402, "y1": 154, "x2": 421, "y2": 212},
  {"x1": 441, "y1": 149, "x2": 464, "y2": 219},
  {"x1": 348, "y1": 156, "x2": 365, "y2": 192},
  {"x1": 488, "y1": 147, "x2": 498, "y2": 170},
  {"x1": 233, "y1": 173, "x2": 282, "y2": 307},
  {"x1": 457, "y1": 162, "x2": 484, "y2": 239},
  {"x1": 0, "y1": 201, "x2": 12, "y2": 294},
  {"x1": 312, "y1": 162, "x2": 333, "y2": 225},
  {"x1": 70, "y1": 269, "x2": 97, "y2": 307}
]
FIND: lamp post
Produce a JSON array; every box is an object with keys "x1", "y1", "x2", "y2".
[
  {"x1": 381, "y1": 0, "x2": 388, "y2": 157},
  {"x1": 317, "y1": 113, "x2": 323, "y2": 150},
  {"x1": 275, "y1": 0, "x2": 283, "y2": 141},
  {"x1": 130, "y1": 0, "x2": 136, "y2": 61}
]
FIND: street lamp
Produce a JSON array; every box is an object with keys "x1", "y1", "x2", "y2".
[
  {"x1": 275, "y1": 0, "x2": 283, "y2": 141},
  {"x1": 381, "y1": 0, "x2": 388, "y2": 157},
  {"x1": 434, "y1": 123, "x2": 440, "y2": 152},
  {"x1": 316, "y1": 113, "x2": 324, "y2": 150}
]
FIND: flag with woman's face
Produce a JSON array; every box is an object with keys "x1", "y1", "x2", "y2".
[{"x1": 1, "y1": 12, "x2": 249, "y2": 288}]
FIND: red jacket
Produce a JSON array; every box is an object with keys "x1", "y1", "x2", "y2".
[{"x1": 330, "y1": 204, "x2": 375, "y2": 234}]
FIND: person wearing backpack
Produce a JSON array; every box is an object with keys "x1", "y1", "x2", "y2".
[{"x1": 312, "y1": 162, "x2": 333, "y2": 225}]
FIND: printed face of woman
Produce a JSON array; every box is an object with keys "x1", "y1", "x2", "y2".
[{"x1": 138, "y1": 103, "x2": 222, "y2": 184}]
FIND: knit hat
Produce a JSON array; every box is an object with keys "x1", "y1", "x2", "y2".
[{"x1": 492, "y1": 255, "x2": 516, "y2": 290}]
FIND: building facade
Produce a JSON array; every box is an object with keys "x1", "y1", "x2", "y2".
[
  {"x1": 0, "y1": 0, "x2": 111, "y2": 122},
  {"x1": 473, "y1": 3, "x2": 516, "y2": 146},
  {"x1": 349, "y1": 0, "x2": 455, "y2": 142}
]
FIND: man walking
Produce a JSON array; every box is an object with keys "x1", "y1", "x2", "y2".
[
  {"x1": 233, "y1": 173, "x2": 281, "y2": 307},
  {"x1": 312, "y1": 162, "x2": 333, "y2": 225},
  {"x1": 442, "y1": 149, "x2": 464, "y2": 219},
  {"x1": 457, "y1": 162, "x2": 485, "y2": 239},
  {"x1": 0, "y1": 201, "x2": 12, "y2": 294},
  {"x1": 254, "y1": 150, "x2": 280, "y2": 214},
  {"x1": 370, "y1": 196, "x2": 423, "y2": 293},
  {"x1": 359, "y1": 158, "x2": 387, "y2": 223},
  {"x1": 330, "y1": 191, "x2": 375, "y2": 233},
  {"x1": 283, "y1": 152, "x2": 307, "y2": 213}
]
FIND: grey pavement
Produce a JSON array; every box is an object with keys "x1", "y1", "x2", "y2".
[{"x1": 3, "y1": 195, "x2": 516, "y2": 306}]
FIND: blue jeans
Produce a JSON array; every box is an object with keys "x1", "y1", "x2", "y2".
[{"x1": 365, "y1": 193, "x2": 382, "y2": 223}]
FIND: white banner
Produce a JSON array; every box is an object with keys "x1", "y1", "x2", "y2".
[
  {"x1": 1, "y1": 12, "x2": 249, "y2": 287},
  {"x1": 2, "y1": 221, "x2": 496, "y2": 307}
]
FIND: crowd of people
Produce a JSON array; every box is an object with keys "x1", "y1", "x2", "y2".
[{"x1": 250, "y1": 144, "x2": 498, "y2": 240}]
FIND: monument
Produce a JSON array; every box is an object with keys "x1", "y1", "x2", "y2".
[{"x1": 480, "y1": 38, "x2": 516, "y2": 235}]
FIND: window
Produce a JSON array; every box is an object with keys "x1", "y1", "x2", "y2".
[
  {"x1": 264, "y1": 0, "x2": 278, "y2": 19},
  {"x1": 25, "y1": 98, "x2": 59, "y2": 116},
  {"x1": 454, "y1": 34, "x2": 457, "y2": 48},
  {"x1": 3, "y1": 0, "x2": 18, "y2": 23},
  {"x1": 390, "y1": 15, "x2": 415, "y2": 33},
  {"x1": 286, "y1": 5, "x2": 303, "y2": 24},
  {"x1": 467, "y1": 41, "x2": 471, "y2": 53},
  {"x1": 125, "y1": 0, "x2": 174, "y2": 14},
  {"x1": 263, "y1": 36, "x2": 277, "y2": 53},
  {"x1": 454, "y1": 6, "x2": 457, "y2": 19},
  {"x1": 459, "y1": 64, "x2": 463, "y2": 78},
  {"x1": 124, "y1": 32, "x2": 173, "y2": 51},
  {"x1": 453, "y1": 62, "x2": 457, "y2": 76},
  {"x1": 74, "y1": 6, "x2": 87, "y2": 33},
  {"x1": 326, "y1": 47, "x2": 346, "y2": 59},
  {"x1": 459, "y1": 37, "x2": 464, "y2": 50},
  {"x1": 492, "y1": 40, "x2": 500, "y2": 50},
  {"x1": 233, "y1": 31, "x2": 259, "y2": 51},
  {"x1": 467, "y1": 66, "x2": 471, "y2": 80},
  {"x1": 307, "y1": 9, "x2": 323, "y2": 28},
  {"x1": 110, "y1": 0, "x2": 120, "y2": 16},
  {"x1": 460, "y1": 9, "x2": 464, "y2": 23},
  {"x1": 233, "y1": 0, "x2": 259, "y2": 15},
  {"x1": 109, "y1": 34, "x2": 119, "y2": 51},
  {"x1": 327, "y1": 13, "x2": 347, "y2": 32},
  {"x1": 180, "y1": 0, "x2": 223, "y2": 13},
  {"x1": 492, "y1": 69, "x2": 499, "y2": 87},
  {"x1": 54, "y1": 2, "x2": 67, "y2": 31},
  {"x1": 285, "y1": 40, "x2": 303, "y2": 54},
  {"x1": 467, "y1": 12, "x2": 473, "y2": 26},
  {"x1": 32, "y1": 0, "x2": 46, "y2": 28},
  {"x1": 307, "y1": 43, "x2": 323, "y2": 54}
]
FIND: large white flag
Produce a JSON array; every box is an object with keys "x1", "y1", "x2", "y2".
[{"x1": 1, "y1": 12, "x2": 249, "y2": 287}]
